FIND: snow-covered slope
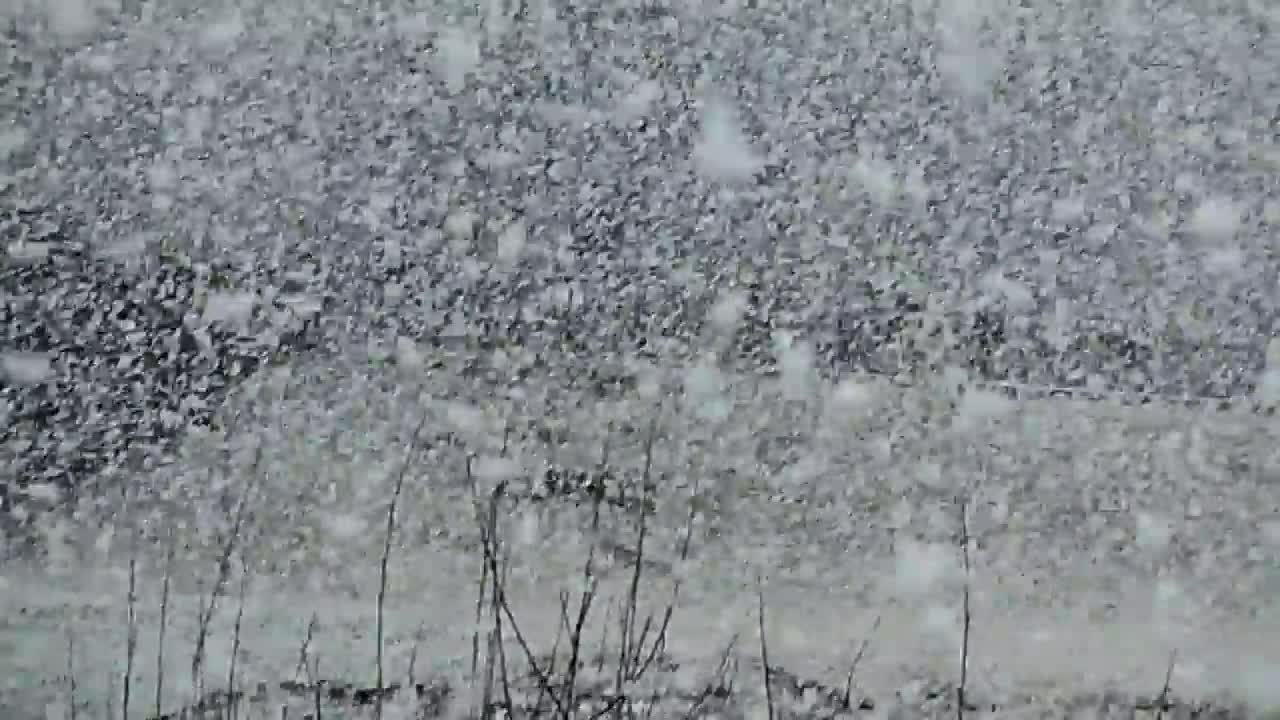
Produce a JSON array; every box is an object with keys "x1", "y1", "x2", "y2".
[
  {"x1": 6, "y1": 362, "x2": 1279, "y2": 717},
  {"x1": 5, "y1": 0, "x2": 1280, "y2": 716}
]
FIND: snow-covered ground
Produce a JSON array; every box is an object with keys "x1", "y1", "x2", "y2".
[
  {"x1": 4, "y1": 0, "x2": 1280, "y2": 716},
  {"x1": 5, "y1": 361, "x2": 1279, "y2": 717}
]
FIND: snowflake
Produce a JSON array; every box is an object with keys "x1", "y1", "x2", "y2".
[{"x1": 693, "y1": 99, "x2": 762, "y2": 183}]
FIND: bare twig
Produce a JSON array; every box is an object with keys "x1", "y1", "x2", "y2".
[
  {"x1": 957, "y1": 496, "x2": 971, "y2": 720},
  {"x1": 613, "y1": 604, "x2": 630, "y2": 720},
  {"x1": 564, "y1": 488, "x2": 602, "y2": 716},
  {"x1": 681, "y1": 634, "x2": 739, "y2": 720},
  {"x1": 533, "y1": 593, "x2": 569, "y2": 716},
  {"x1": 492, "y1": 576, "x2": 567, "y2": 719},
  {"x1": 478, "y1": 486, "x2": 567, "y2": 719},
  {"x1": 123, "y1": 513, "x2": 139, "y2": 720},
  {"x1": 639, "y1": 405, "x2": 696, "y2": 676},
  {"x1": 557, "y1": 590, "x2": 575, "y2": 643},
  {"x1": 1155, "y1": 649, "x2": 1178, "y2": 719},
  {"x1": 227, "y1": 550, "x2": 251, "y2": 720},
  {"x1": 468, "y1": 456, "x2": 490, "y2": 693},
  {"x1": 617, "y1": 413, "x2": 661, "y2": 700},
  {"x1": 376, "y1": 414, "x2": 429, "y2": 720},
  {"x1": 193, "y1": 448, "x2": 263, "y2": 698},
  {"x1": 312, "y1": 655, "x2": 323, "y2": 720},
  {"x1": 757, "y1": 580, "x2": 774, "y2": 720},
  {"x1": 487, "y1": 526, "x2": 516, "y2": 719},
  {"x1": 469, "y1": 454, "x2": 532, "y2": 717},
  {"x1": 481, "y1": 630, "x2": 497, "y2": 719},
  {"x1": 293, "y1": 613, "x2": 319, "y2": 685},
  {"x1": 193, "y1": 585, "x2": 208, "y2": 701},
  {"x1": 407, "y1": 622, "x2": 425, "y2": 690},
  {"x1": 561, "y1": 426, "x2": 616, "y2": 717},
  {"x1": 65, "y1": 627, "x2": 78, "y2": 720},
  {"x1": 154, "y1": 523, "x2": 175, "y2": 719},
  {"x1": 585, "y1": 694, "x2": 629, "y2": 720},
  {"x1": 596, "y1": 598, "x2": 613, "y2": 675},
  {"x1": 631, "y1": 615, "x2": 655, "y2": 675},
  {"x1": 467, "y1": 453, "x2": 506, "y2": 715},
  {"x1": 841, "y1": 614, "x2": 881, "y2": 710}
]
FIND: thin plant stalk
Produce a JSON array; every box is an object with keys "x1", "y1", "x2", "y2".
[
  {"x1": 842, "y1": 615, "x2": 881, "y2": 710},
  {"x1": 957, "y1": 497, "x2": 971, "y2": 720},
  {"x1": 123, "y1": 516, "x2": 139, "y2": 720},
  {"x1": 66, "y1": 627, "x2": 78, "y2": 720},
  {"x1": 227, "y1": 551, "x2": 251, "y2": 720},
  {"x1": 154, "y1": 523, "x2": 175, "y2": 719},
  {"x1": 375, "y1": 414, "x2": 429, "y2": 720},
  {"x1": 757, "y1": 581, "x2": 774, "y2": 720},
  {"x1": 193, "y1": 446, "x2": 262, "y2": 699}
]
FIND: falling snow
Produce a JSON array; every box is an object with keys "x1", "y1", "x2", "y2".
[{"x1": 2, "y1": 0, "x2": 1280, "y2": 717}]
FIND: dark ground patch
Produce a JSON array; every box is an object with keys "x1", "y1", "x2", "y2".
[{"x1": 0, "y1": 204, "x2": 326, "y2": 544}]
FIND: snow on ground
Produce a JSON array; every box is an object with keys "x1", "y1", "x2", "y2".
[
  {"x1": 5, "y1": 359, "x2": 1280, "y2": 716},
  {"x1": 3, "y1": 544, "x2": 1278, "y2": 717},
  {"x1": 5, "y1": 0, "x2": 1280, "y2": 716}
]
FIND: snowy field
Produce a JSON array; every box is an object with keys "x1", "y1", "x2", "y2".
[{"x1": 4, "y1": 0, "x2": 1280, "y2": 716}]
